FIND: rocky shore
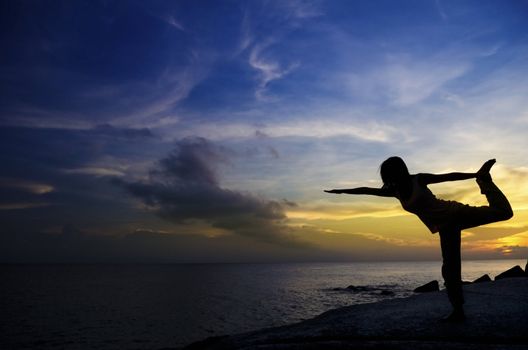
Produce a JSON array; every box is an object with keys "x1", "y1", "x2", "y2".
[{"x1": 184, "y1": 265, "x2": 528, "y2": 350}]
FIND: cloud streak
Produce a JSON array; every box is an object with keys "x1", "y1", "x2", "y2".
[
  {"x1": 173, "y1": 119, "x2": 402, "y2": 143},
  {"x1": 0, "y1": 178, "x2": 54, "y2": 195}
]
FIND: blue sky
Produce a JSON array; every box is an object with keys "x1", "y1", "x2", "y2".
[{"x1": 1, "y1": 0, "x2": 528, "y2": 262}]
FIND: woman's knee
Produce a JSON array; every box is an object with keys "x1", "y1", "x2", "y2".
[
  {"x1": 504, "y1": 207, "x2": 514, "y2": 220},
  {"x1": 477, "y1": 206, "x2": 513, "y2": 223},
  {"x1": 496, "y1": 207, "x2": 513, "y2": 221}
]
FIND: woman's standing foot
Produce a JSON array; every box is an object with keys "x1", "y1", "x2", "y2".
[{"x1": 440, "y1": 308, "x2": 466, "y2": 323}]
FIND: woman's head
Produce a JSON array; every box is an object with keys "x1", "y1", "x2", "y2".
[{"x1": 380, "y1": 156, "x2": 409, "y2": 186}]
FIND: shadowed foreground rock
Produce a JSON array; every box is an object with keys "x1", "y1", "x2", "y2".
[
  {"x1": 473, "y1": 274, "x2": 492, "y2": 283},
  {"x1": 184, "y1": 279, "x2": 528, "y2": 350},
  {"x1": 495, "y1": 265, "x2": 525, "y2": 280},
  {"x1": 413, "y1": 280, "x2": 439, "y2": 293}
]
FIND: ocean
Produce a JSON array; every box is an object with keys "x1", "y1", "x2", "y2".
[{"x1": 0, "y1": 259, "x2": 525, "y2": 349}]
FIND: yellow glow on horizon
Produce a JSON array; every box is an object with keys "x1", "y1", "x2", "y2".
[
  {"x1": 289, "y1": 169, "x2": 528, "y2": 257},
  {"x1": 496, "y1": 231, "x2": 528, "y2": 247},
  {"x1": 129, "y1": 161, "x2": 526, "y2": 260},
  {"x1": 286, "y1": 208, "x2": 407, "y2": 221}
]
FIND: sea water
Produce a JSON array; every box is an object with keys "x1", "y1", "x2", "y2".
[{"x1": 0, "y1": 259, "x2": 524, "y2": 349}]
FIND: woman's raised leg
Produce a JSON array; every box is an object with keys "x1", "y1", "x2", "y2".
[{"x1": 457, "y1": 173, "x2": 513, "y2": 231}]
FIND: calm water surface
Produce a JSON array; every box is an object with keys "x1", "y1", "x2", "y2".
[{"x1": 0, "y1": 259, "x2": 524, "y2": 349}]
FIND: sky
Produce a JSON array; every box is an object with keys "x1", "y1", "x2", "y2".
[{"x1": 1, "y1": 0, "x2": 528, "y2": 263}]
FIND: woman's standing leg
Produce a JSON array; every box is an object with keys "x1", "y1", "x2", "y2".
[
  {"x1": 439, "y1": 163, "x2": 512, "y2": 322},
  {"x1": 439, "y1": 227, "x2": 465, "y2": 321}
]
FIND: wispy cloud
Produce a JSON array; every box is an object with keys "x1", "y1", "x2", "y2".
[
  {"x1": 161, "y1": 14, "x2": 185, "y2": 31},
  {"x1": 435, "y1": 0, "x2": 448, "y2": 21},
  {"x1": 347, "y1": 56, "x2": 471, "y2": 106},
  {"x1": 0, "y1": 202, "x2": 51, "y2": 210},
  {"x1": 148, "y1": 9, "x2": 186, "y2": 31},
  {"x1": 173, "y1": 118, "x2": 403, "y2": 143},
  {"x1": 110, "y1": 63, "x2": 208, "y2": 128},
  {"x1": 237, "y1": 9, "x2": 253, "y2": 54},
  {"x1": 0, "y1": 178, "x2": 55, "y2": 211},
  {"x1": 63, "y1": 167, "x2": 126, "y2": 177},
  {"x1": 2, "y1": 63, "x2": 204, "y2": 131},
  {"x1": 277, "y1": 0, "x2": 323, "y2": 20},
  {"x1": 260, "y1": 119, "x2": 398, "y2": 141},
  {"x1": 249, "y1": 42, "x2": 299, "y2": 100},
  {"x1": 1, "y1": 107, "x2": 95, "y2": 130},
  {"x1": 241, "y1": 0, "x2": 322, "y2": 100},
  {"x1": 384, "y1": 61, "x2": 470, "y2": 106},
  {"x1": 0, "y1": 178, "x2": 54, "y2": 194}
]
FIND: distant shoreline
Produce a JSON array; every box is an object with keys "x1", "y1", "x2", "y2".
[{"x1": 0, "y1": 257, "x2": 524, "y2": 265}]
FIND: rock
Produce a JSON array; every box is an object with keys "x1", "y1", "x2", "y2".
[
  {"x1": 346, "y1": 285, "x2": 371, "y2": 292},
  {"x1": 526, "y1": 260, "x2": 528, "y2": 276},
  {"x1": 462, "y1": 280, "x2": 472, "y2": 285},
  {"x1": 495, "y1": 265, "x2": 525, "y2": 280},
  {"x1": 413, "y1": 280, "x2": 439, "y2": 293},
  {"x1": 346, "y1": 285, "x2": 383, "y2": 292},
  {"x1": 473, "y1": 274, "x2": 491, "y2": 283},
  {"x1": 338, "y1": 285, "x2": 395, "y2": 296}
]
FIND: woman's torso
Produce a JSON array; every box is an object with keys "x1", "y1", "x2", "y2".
[{"x1": 397, "y1": 175, "x2": 461, "y2": 233}]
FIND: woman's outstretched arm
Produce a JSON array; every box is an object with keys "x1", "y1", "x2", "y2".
[
  {"x1": 418, "y1": 172, "x2": 476, "y2": 185},
  {"x1": 419, "y1": 159, "x2": 496, "y2": 185},
  {"x1": 324, "y1": 187, "x2": 396, "y2": 197}
]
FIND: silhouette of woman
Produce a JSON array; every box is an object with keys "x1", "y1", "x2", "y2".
[{"x1": 325, "y1": 157, "x2": 513, "y2": 322}]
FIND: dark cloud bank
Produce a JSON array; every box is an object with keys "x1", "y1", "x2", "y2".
[{"x1": 117, "y1": 137, "x2": 297, "y2": 245}]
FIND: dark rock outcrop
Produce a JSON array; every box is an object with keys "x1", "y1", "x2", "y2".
[
  {"x1": 473, "y1": 274, "x2": 492, "y2": 283},
  {"x1": 413, "y1": 280, "x2": 439, "y2": 293},
  {"x1": 341, "y1": 285, "x2": 394, "y2": 295},
  {"x1": 525, "y1": 260, "x2": 528, "y2": 276},
  {"x1": 495, "y1": 265, "x2": 525, "y2": 280},
  {"x1": 346, "y1": 285, "x2": 372, "y2": 292}
]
